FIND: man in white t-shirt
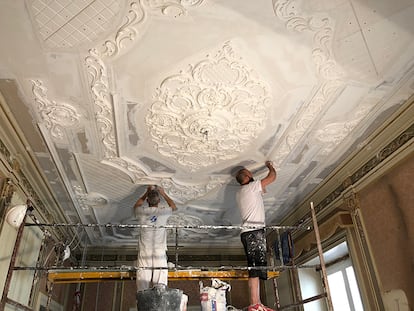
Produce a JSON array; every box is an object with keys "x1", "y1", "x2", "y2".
[
  {"x1": 235, "y1": 161, "x2": 276, "y2": 311},
  {"x1": 134, "y1": 185, "x2": 177, "y2": 292}
]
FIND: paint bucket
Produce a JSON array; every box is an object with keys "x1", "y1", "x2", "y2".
[{"x1": 136, "y1": 285, "x2": 183, "y2": 311}]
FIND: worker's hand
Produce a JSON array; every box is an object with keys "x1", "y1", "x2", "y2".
[
  {"x1": 265, "y1": 161, "x2": 273, "y2": 168},
  {"x1": 157, "y1": 186, "x2": 166, "y2": 195},
  {"x1": 147, "y1": 185, "x2": 157, "y2": 192}
]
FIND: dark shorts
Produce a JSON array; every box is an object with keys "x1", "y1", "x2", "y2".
[{"x1": 241, "y1": 229, "x2": 267, "y2": 280}]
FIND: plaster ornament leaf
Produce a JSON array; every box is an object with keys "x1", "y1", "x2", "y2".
[
  {"x1": 73, "y1": 185, "x2": 91, "y2": 211},
  {"x1": 146, "y1": 42, "x2": 271, "y2": 171},
  {"x1": 103, "y1": 157, "x2": 224, "y2": 202},
  {"x1": 273, "y1": 0, "x2": 344, "y2": 81},
  {"x1": 268, "y1": 1, "x2": 346, "y2": 167},
  {"x1": 160, "y1": 177, "x2": 225, "y2": 203},
  {"x1": 75, "y1": 187, "x2": 108, "y2": 209},
  {"x1": 94, "y1": 1, "x2": 146, "y2": 58},
  {"x1": 85, "y1": 51, "x2": 117, "y2": 158},
  {"x1": 31, "y1": 80, "x2": 81, "y2": 141},
  {"x1": 104, "y1": 157, "x2": 148, "y2": 182},
  {"x1": 143, "y1": 0, "x2": 205, "y2": 17}
]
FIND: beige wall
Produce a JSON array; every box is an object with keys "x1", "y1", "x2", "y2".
[{"x1": 359, "y1": 153, "x2": 414, "y2": 309}]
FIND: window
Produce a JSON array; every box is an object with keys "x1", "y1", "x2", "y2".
[
  {"x1": 299, "y1": 241, "x2": 363, "y2": 311},
  {"x1": 327, "y1": 258, "x2": 363, "y2": 311}
]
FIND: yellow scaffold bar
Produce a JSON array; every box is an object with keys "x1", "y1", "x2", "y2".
[{"x1": 47, "y1": 270, "x2": 280, "y2": 283}]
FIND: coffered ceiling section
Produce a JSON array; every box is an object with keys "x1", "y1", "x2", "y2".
[{"x1": 1, "y1": 0, "x2": 413, "y2": 248}]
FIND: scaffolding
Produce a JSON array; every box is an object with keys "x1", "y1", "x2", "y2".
[{"x1": 0, "y1": 202, "x2": 334, "y2": 311}]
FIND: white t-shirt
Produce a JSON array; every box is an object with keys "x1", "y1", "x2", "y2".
[
  {"x1": 236, "y1": 180, "x2": 265, "y2": 233},
  {"x1": 136, "y1": 205, "x2": 172, "y2": 250}
]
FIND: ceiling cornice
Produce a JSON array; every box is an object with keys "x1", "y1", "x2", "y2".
[
  {"x1": 0, "y1": 80, "x2": 73, "y2": 242},
  {"x1": 282, "y1": 94, "x2": 414, "y2": 226}
]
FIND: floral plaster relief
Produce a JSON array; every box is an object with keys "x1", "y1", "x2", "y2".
[{"x1": 146, "y1": 42, "x2": 272, "y2": 171}]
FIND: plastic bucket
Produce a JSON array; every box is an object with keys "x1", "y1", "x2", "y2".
[{"x1": 137, "y1": 285, "x2": 183, "y2": 311}]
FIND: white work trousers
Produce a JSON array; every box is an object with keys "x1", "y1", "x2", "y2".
[{"x1": 136, "y1": 247, "x2": 168, "y2": 292}]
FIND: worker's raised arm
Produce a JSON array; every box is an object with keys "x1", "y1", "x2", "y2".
[
  {"x1": 261, "y1": 161, "x2": 277, "y2": 191},
  {"x1": 158, "y1": 187, "x2": 177, "y2": 211},
  {"x1": 133, "y1": 186, "x2": 151, "y2": 210}
]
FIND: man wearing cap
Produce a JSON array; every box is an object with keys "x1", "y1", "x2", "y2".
[{"x1": 133, "y1": 185, "x2": 177, "y2": 292}]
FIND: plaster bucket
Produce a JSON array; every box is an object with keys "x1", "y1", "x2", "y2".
[{"x1": 136, "y1": 285, "x2": 183, "y2": 311}]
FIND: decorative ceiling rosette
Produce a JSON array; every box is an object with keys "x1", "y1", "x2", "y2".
[{"x1": 146, "y1": 42, "x2": 271, "y2": 171}]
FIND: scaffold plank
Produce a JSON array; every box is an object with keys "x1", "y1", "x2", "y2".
[{"x1": 47, "y1": 270, "x2": 280, "y2": 283}]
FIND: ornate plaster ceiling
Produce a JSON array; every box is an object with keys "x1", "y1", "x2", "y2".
[{"x1": 0, "y1": 0, "x2": 413, "y2": 251}]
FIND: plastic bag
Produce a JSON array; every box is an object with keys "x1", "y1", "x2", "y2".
[{"x1": 200, "y1": 278, "x2": 231, "y2": 311}]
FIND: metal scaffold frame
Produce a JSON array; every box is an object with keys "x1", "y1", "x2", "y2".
[{"x1": 0, "y1": 202, "x2": 334, "y2": 311}]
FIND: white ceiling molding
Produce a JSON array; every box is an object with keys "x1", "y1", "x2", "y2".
[
  {"x1": 160, "y1": 177, "x2": 226, "y2": 203},
  {"x1": 273, "y1": 0, "x2": 344, "y2": 80},
  {"x1": 31, "y1": 79, "x2": 81, "y2": 142},
  {"x1": 103, "y1": 156, "x2": 226, "y2": 203},
  {"x1": 92, "y1": 1, "x2": 146, "y2": 57},
  {"x1": 85, "y1": 52, "x2": 117, "y2": 158},
  {"x1": 146, "y1": 41, "x2": 272, "y2": 171},
  {"x1": 269, "y1": 0, "x2": 346, "y2": 167},
  {"x1": 142, "y1": 0, "x2": 205, "y2": 17},
  {"x1": 1, "y1": 0, "x2": 413, "y2": 251}
]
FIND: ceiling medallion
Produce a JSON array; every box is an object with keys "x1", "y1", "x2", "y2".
[{"x1": 146, "y1": 42, "x2": 271, "y2": 171}]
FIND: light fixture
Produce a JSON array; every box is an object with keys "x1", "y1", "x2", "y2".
[{"x1": 5, "y1": 204, "x2": 27, "y2": 228}]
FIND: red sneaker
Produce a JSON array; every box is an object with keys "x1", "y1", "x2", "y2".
[
  {"x1": 247, "y1": 303, "x2": 275, "y2": 311},
  {"x1": 261, "y1": 305, "x2": 275, "y2": 311}
]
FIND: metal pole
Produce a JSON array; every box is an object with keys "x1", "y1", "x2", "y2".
[
  {"x1": 289, "y1": 252, "x2": 303, "y2": 308},
  {"x1": 4, "y1": 298, "x2": 33, "y2": 311},
  {"x1": 175, "y1": 227, "x2": 179, "y2": 269},
  {"x1": 273, "y1": 278, "x2": 281, "y2": 311},
  {"x1": 0, "y1": 211, "x2": 28, "y2": 311},
  {"x1": 269, "y1": 237, "x2": 281, "y2": 311},
  {"x1": 310, "y1": 202, "x2": 334, "y2": 311},
  {"x1": 46, "y1": 244, "x2": 62, "y2": 311},
  {"x1": 279, "y1": 293, "x2": 327, "y2": 310},
  {"x1": 25, "y1": 223, "x2": 310, "y2": 230},
  {"x1": 276, "y1": 228, "x2": 284, "y2": 266}
]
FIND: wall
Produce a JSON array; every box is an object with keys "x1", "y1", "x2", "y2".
[
  {"x1": 0, "y1": 214, "x2": 18, "y2": 300},
  {"x1": 359, "y1": 154, "x2": 414, "y2": 309},
  {"x1": 7, "y1": 224, "x2": 42, "y2": 305}
]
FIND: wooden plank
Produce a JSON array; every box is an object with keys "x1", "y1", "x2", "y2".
[{"x1": 47, "y1": 270, "x2": 279, "y2": 283}]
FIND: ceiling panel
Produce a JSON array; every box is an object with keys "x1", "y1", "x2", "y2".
[{"x1": 0, "y1": 0, "x2": 413, "y2": 252}]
